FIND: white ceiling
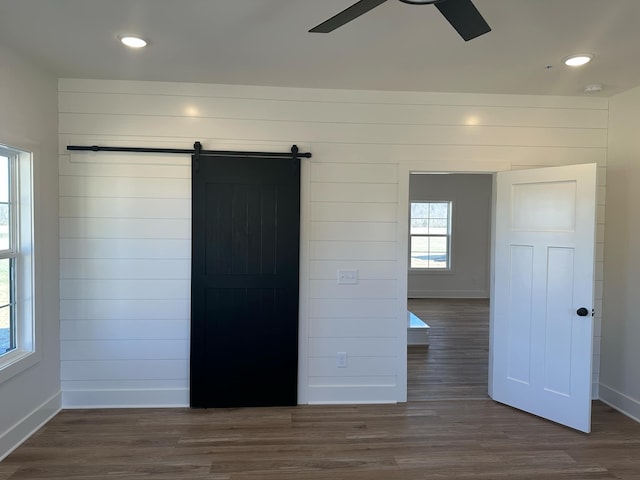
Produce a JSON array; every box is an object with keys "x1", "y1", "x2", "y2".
[{"x1": 1, "y1": 0, "x2": 639, "y2": 97}]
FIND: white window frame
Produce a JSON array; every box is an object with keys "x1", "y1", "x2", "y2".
[
  {"x1": 409, "y1": 200, "x2": 453, "y2": 271},
  {"x1": 0, "y1": 145, "x2": 36, "y2": 384}
]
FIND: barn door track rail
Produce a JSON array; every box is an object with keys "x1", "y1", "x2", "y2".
[{"x1": 66, "y1": 142, "x2": 312, "y2": 160}]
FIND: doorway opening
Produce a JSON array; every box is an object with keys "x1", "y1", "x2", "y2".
[{"x1": 406, "y1": 172, "x2": 493, "y2": 401}]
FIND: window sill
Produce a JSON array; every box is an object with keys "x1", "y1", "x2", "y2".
[
  {"x1": 409, "y1": 268, "x2": 456, "y2": 275},
  {"x1": 0, "y1": 348, "x2": 39, "y2": 385}
]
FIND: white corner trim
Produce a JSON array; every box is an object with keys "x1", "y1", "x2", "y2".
[
  {"x1": 599, "y1": 383, "x2": 640, "y2": 424},
  {"x1": 0, "y1": 391, "x2": 61, "y2": 461}
]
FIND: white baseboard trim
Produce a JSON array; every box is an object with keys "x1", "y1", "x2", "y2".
[
  {"x1": 306, "y1": 385, "x2": 400, "y2": 404},
  {"x1": 62, "y1": 388, "x2": 189, "y2": 409},
  {"x1": 592, "y1": 382, "x2": 599, "y2": 400},
  {"x1": 599, "y1": 383, "x2": 640, "y2": 424},
  {"x1": 408, "y1": 290, "x2": 489, "y2": 299},
  {"x1": 0, "y1": 391, "x2": 61, "y2": 462}
]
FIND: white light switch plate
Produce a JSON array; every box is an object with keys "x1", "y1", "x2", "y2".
[
  {"x1": 337, "y1": 269, "x2": 358, "y2": 285},
  {"x1": 337, "y1": 352, "x2": 347, "y2": 368}
]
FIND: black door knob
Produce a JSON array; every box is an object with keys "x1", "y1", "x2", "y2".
[{"x1": 576, "y1": 307, "x2": 589, "y2": 317}]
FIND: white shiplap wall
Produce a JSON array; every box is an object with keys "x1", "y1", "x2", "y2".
[
  {"x1": 59, "y1": 151, "x2": 191, "y2": 407},
  {"x1": 59, "y1": 79, "x2": 608, "y2": 407}
]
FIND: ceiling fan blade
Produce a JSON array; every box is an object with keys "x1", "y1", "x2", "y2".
[
  {"x1": 309, "y1": 0, "x2": 388, "y2": 33},
  {"x1": 435, "y1": 0, "x2": 491, "y2": 41}
]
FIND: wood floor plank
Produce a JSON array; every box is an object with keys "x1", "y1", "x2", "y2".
[{"x1": 0, "y1": 465, "x2": 19, "y2": 480}]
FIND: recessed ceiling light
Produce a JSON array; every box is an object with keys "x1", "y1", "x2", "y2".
[
  {"x1": 563, "y1": 54, "x2": 592, "y2": 67},
  {"x1": 119, "y1": 35, "x2": 147, "y2": 49}
]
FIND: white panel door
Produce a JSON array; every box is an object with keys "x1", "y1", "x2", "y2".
[{"x1": 491, "y1": 164, "x2": 596, "y2": 433}]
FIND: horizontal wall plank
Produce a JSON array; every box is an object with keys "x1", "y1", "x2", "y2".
[
  {"x1": 308, "y1": 356, "x2": 397, "y2": 377},
  {"x1": 310, "y1": 163, "x2": 398, "y2": 184},
  {"x1": 60, "y1": 218, "x2": 190, "y2": 239},
  {"x1": 309, "y1": 318, "x2": 397, "y2": 338},
  {"x1": 310, "y1": 202, "x2": 397, "y2": 223},
  {"x1": 60, "y1": 279, "x2": 190, "y2": 300},
  {"x1": 62, "y1": 388, "x2": 188, "y2": 408},
  {"x1": 60, "y1": 239, "x2": 190, "y2": 259},
  {"x1": 60, "y1": 319, "x2": 189, "y2": 340},
  {"x1": 60, "y1": 154, "x2": 191, "y2": 178},
  {"x1": 60, "y1": 299, "x2": 190, "y2": 321},
  {"x1": 59, "y1": 113, "x2": 608, "y2": 148},
  {"x1": 308, "y1": 376, "x2": 397, "y2": 386},
  {"x1": 310, "y1": 143, "x2": 607, "y2": 166},
  {"x1": 309, "y1": 280, "x2": 397, "y2": 300},
  {"x1": 61, "y1": 340, "x2": 189, "y2": 361},
  {"x1": 309, "y1": 260, "x2": 397, "y2": 280},
  {"x1": 60, "y1": 196, "x2": 191, "y2": 219},
  {"x1": 310, "y1": 221, "x2": 396, "y2": 242},
  {"x1": 61, "y1": 360, "x2": 188, "y2": 381},
  {"x1": 306, "y1": 385, "x2": 398, "y2": 403},
  {"x1": 310, "y1": 241, "x2": 397, "y2": 261},
  {"x1": 309, "y1": 299, "x2": 397, "y2": 318},
  {"x1": 61, "y1": 379, "x2": 188, "y2": 390},
  {"x1": 309, "y1": 337, "x2": 397, "y2": 357},
  {"x1": 60, "y1": 259, "x2": 190, "y2": 280},
  {"x1": 59, "y1": 176, "x2": 190, "y2": 199},
  {"x1": 310, "y1": 183, "x2": 397, "y2": 203}
]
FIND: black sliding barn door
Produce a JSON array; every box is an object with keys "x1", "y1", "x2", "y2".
[{"x1": 190, "y1": 155, "x2": 300, "y2": 408}]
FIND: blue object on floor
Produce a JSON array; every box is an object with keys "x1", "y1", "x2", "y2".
[{"x1": 407, "y1": 311, "x2": 430, "y2": 346}]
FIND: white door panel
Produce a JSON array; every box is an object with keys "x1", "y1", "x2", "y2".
[{"x1": 491, "y1": 164, "x2": 596, "y2": 433}]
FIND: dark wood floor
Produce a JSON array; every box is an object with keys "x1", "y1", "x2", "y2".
[
  {"x1": 2, "y1": 401, "x2": 640, "y2": 479},
  {"x1": 3, "y1": 299, "x2": 640, "y2": 479},
  {"x1": 408, "y1": 298, "x2": 489, "y2": 401}
]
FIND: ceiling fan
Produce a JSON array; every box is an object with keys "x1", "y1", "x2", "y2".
[{"x1": 309, "y1": 0, "x2": 491, "y2": 41}]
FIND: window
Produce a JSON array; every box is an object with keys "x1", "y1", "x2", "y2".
[
  {"x1": 0, "y1": 152, "x2": 15, "y2": 356},
  {"x1": 410, "y1": 201, "x2": 452, "y2": 269},
  {"x1": 0, "y1": 145, "x2": 34, "y2": 377}
]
